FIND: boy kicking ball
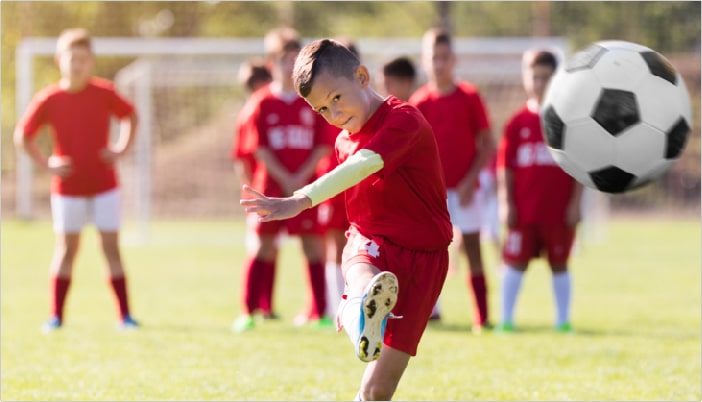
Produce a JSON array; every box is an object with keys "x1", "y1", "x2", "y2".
[{"x1": 241, "y1": 38, "x2": 452, "y2": 401}]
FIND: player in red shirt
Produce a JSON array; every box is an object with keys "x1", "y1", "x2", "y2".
[
  {"x1": 231, "y1": 57, "x2": 277, "y2": 319},
  {"x1": 232, "y1": 27, "x2": 332, "y2": 333},
  {"x1": 242, "y1": 38, "x2": 452, "y2": 401},
  {"x1": 496, "y1": 49, "x2": 584, "y2": 333},
  {"x1": 14, "y1": 28, "x2": 139, "y2": 333},
  {"x1": 409, "y1": 28, "x2": 497, "y2": 333}
]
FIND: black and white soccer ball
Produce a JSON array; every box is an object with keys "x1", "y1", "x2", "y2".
[{"x1": 541, "y1": 40, "x2": 692, "y2": 193}]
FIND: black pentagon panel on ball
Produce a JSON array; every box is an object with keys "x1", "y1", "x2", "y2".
[
  {"x1": 665, "y1": 117, "x2": 690, "y2": 159},
  {"x1": 589, "y1": 166, "x2": 636, "y2": 193},
  {"x1": 592, "y1": 89, "x2": 640, "y2": 136},
  {"x1": 541, "y1": 105, "x2": 565, "y2": 149},
  {"x1": 565, "y1": 44, "x2": 608, "y2": 72},
  {"x1": 640, "y1": 51, "x2": 677, "y2": 85}
]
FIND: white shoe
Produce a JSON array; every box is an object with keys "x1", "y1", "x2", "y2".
[{"x1": 356, "y1": 272, "x2": 399, "y2": 362}]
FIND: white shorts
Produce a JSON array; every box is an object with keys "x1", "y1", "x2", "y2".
[
  {"x1": 50, "y1": 189, "x2": 121, "y2": 234},
  {"x1": 446, "y1": 189, "x2": 483, "y2": 234}
]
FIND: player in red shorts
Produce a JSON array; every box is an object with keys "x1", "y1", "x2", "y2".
[
  {"x1": 496, "y1": 49, "x2": 584, "y2": 333},
  {"x1": 410, "y1": 28, "x2": 496, "y2": 332},
  {"x1": 14, "y1": 28, "x2": 139, "y2": 333},
  {"x1": 232, "y1": 27, "x2": 332, "y2": 333},
  {"x1": 241, "y1": 38, "x2": 452, "y2": 401}
]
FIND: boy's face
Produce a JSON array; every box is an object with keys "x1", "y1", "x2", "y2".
[
  {"x1": 56, "y1": 45, "x2": 94, "y2": 82},
  {"x1": 523, "y1": 63, "x2": 555, "y2": 104},
  {"x1": 382, "y1": 75, "x2": 413, "y2": 102},
  {"x1": 304, "y1": 67, "x2": 372, "y2": 134},
  {"x1": 423, "y1": 42, "x2": 455, "y2": 83}
]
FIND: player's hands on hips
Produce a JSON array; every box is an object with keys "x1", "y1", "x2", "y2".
[
  {"x1": 240, "y1": 185, "x2": 312, "y2": 222},
  {"x1": 47, "y1": 155, "x2": 73, "y2": 178}
]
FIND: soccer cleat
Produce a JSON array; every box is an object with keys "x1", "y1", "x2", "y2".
[
  {"x1": 555, "y1": 322, "x2": 574, "y2": 334},
  {"x1": 495, "y1": 322, "x2": 515, "y2": 334},
  {"x1": 232, "y1": 315, "x2": 255, "y2": 333},
  {"x1": 356, "y1": 272, "x2": 399, "y2": 363},
  {"x1": 119, "y1": 315, "x2": 140, "y2": 331},
  {"x1": 41, "y1": 316, "x2": 62, "y2": 334},
  {"x1": 472, "y1": 321, "x2": 494, "y2": 335},
  {"x1": 310, "y1": 316, "x2": 335, "y2": 330}
]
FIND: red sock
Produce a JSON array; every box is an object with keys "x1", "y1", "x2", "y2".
[
  {"x1": 110, "y1": 276, "x2": 131, "y2": 320},
  {"x1": 470, "y1": 273, "x2": 489, "y2": 325},
  {"x1": 50, "y1": 276, "x2": 71, "y2": 321},
  {"x1": 306, "y1": 261, "x2": 327, "y2": 319},
  {"x1": 258, "y1": 260, "x2": 276, "y2": 315},
  {"x1": 242, "y1": 258, "x2": 265, "y2": 315}
]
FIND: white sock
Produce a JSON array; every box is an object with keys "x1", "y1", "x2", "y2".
[
  {"x1": 340, "y1": 296, "x2": 362, "y2": 345},
  {"x1": 325, "y1": 262, "x2": 343, "y2": 318},
  {"x1": 552, "y1": 271, "x2": 571, "y2": 326},
  {"x1": 431, "y1": 299, "x2": 441, "y2": 317},
  {"x1": 501, "y1": 265, "x2": 525, "y2": 325}
]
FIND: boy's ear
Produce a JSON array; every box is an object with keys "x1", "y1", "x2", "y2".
[{"x1": 355, "y1": 65, "x2": 371, "y2": 88}]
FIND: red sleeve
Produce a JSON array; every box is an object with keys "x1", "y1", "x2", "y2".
[
  {"x1": 108, "y1": 85, "x2": 135, "y2": 118},
  {"x1": 470, "y1": 91, "x2": 491, "y2": 133},
  {"x1": 365, "y1": 106, "x2": 424, "y2": 177},
  {"x1": 18, "y1": 91, "x2": 50, "y2": 139},
  {"x1": 497, "y1": 114, "x2": 518, "y2": 170}
]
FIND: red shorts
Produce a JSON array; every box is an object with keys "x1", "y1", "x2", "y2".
[
  {"x1": 502, "y1": 223, "x2": 576, "y2": 266},
  {"x1": 342, "y1": 227, "x2": 448, "y2": 356},
  {"x1": 255, "y1": 205, "x2": 323, "y2": 236},
  {"x1": 318, "y1": 194, "x2": 348, "y2": 232}
]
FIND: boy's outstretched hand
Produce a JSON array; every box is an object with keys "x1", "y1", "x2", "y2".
[{"x1": 240, "y1": 185, "x2": 312, "y2": 222}]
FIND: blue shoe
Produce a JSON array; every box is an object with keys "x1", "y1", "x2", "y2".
[
  {"x1": 41, "y1": 316, "x2": 61, "y2": 334},
  {"x1": 119, "y1": 316, "x2": 140, "y2": 330},
  {"x1": 356, "y1": 272, "x2": 399, "y2": 363}
]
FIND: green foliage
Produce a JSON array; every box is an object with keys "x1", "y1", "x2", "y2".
[{"x1": 1, "y1": 219, "x2": 700, "y2": 400}]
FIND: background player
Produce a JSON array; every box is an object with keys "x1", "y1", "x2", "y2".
[
  {"x1": 496, "y1": 49, "x2": 584, "y2": 333},
  {"x1": 232, "y1": 27, "x2": 331, "y2": 332},
  {"x1": 410, "y1": 27, "x2": 496, "y2": 332},
  {"x1": 379, "y1": 56, "x2": 417, "y2": 102},
  {"x1": 14, "y1": 28, "x2": 139, "y2": 333},
  {"x1": 232, "y1": 56, "x2": 277, "y2": 319},
  {"x1": 241, "y1": 38, "x2": 453, "y2": 401}
]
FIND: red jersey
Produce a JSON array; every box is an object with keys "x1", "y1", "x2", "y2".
[
  {"x1": 240, "y1": 84, "x2": 330, "y2": 197},
  {"x1": 336, "y1": 96, "x2": 452, "y2": 251},
  {"x1": 497, "y1": 102, "x2": 576, "y2": 224},
  {"x1": 18, "y1": 77, "x2": 135, "y2": 196},
  {"x1": 231, "y1": 94, "x2": 260, "y2": 175},
  {"x1": 409, "y1": 81, "x2": 491, "y2": 189}
]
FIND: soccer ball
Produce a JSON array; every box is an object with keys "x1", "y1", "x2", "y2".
[{"x1": 540, "y1": 40, "x2": 692, "y2": 193}]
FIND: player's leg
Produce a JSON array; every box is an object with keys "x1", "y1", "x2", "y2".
[
  {"x1": 325, "y1": 228, "x2": 347, "y2": 318},
  {"x1": 43, "y1": 194, "x2": 87, "y2": 332},
  {"x1": 498, "y1": 224, "x2": 534, "y2": 332},
  {"x1": 299, "y1": 233, "x2": 328, "y2": 324},
  {"x1": 544, "y1": 224, "x2": 577, "y2": 332},
  {"x1": 233, "y1": 219, "x2": 278, "y2": 333},
  {"x1": 94, "y1": 189, "x2": 137, "y2": 328},
  {"x1": 356, "y1": 346, "x2": 410, "y2": 401}
]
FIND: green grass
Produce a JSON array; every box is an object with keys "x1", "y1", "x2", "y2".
[{"x1": 1, "y1": 219, "x2": 700, "y2": 400}]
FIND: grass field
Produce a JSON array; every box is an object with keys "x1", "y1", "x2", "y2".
[{"x1": 1, "y1": 218, "x2": 699, "y2": 401}]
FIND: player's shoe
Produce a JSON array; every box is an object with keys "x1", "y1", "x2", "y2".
[
  {"x1": 472, "y1": 321, "x2": 494, "y2": 335},
  {"x1": 356, "y1": 272, "x2": 399, "y2": 363},
  {"x1": 232, "y1": 315, "x2": 255, "y2": 333},
  {"x1": 41, "y1": 316, "x2": 61, "y2": 334},
  {"x1": 555, "y1": 322, "x2": 574, "y2": 334},
  {"x1": 310, "y1": 316, "x2": 335, "y2": 330},
  {"x1": 495, "y1": 322, "x2": 515, "y2": 334},
  {"x1": 119, "y1": 315, "x2": 140, "y2": 331}
]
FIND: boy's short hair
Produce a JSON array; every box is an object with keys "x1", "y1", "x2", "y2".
[
  {"x1": 422, "y1": 27, "x2": 452, "y2": 51},
  {"x1": 238, "y1": 57, "x2": 272, "y2": 92},
  {"x1": 56, "y1": 28, "x2": 92, "y2": 54},
  {"x1": 264, "y1": 27, "x2": 302, "y2": 58},
  {"x1": 293, "y1": 39, "x2": 361, "y2": 98},
  {"x1": 523, "y1": 49, "x2": 558, "y2": 71},
  {"x1": 383, "y1": 56, "x2": 416, "y2": 79}
]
